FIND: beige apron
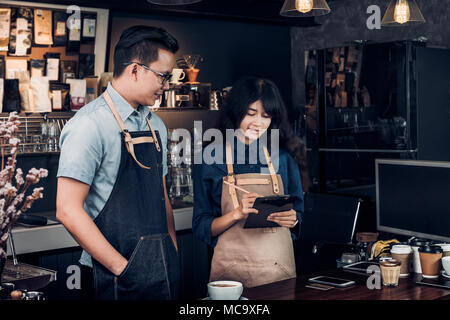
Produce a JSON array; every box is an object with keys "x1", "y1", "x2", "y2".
[{"x1": 209, "y1": 143, "x2": 296, "y2": 288}]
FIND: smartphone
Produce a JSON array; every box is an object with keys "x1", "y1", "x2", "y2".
[
  {"x1": 342, "y1": 261, "x2": 379, "y2": 273},
  {"x1": 308, "y1": 276, "x2": 356, "y2": 288}
]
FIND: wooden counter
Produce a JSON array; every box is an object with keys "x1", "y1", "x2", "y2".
[{"x1": 243, "y1": 269, "x2": 450, "y2": 300}]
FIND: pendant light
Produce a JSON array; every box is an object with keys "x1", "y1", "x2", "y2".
[
  {"x1": 381, "y1": 0, "x2": 425, "y2": 26},
  {"x1": 147, "y1": 0, "x2": 202, "y2": 5},
  {"x1": 280, "y1": 0, "x2": 331, "y2": 17}
]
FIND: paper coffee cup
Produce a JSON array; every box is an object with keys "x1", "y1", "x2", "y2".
[
  {"x1": 436, "y1": 243, "x2": 450, "y2": 257},
  {"x1": 410, "y1": 240, "x2": 431, "y2": 274},
  {"x1": 391, "y1": 245, "x2": 412, "y2": 277},
  {"x1": 419, "y1": 245, "x2": 443, "y2": 279}
]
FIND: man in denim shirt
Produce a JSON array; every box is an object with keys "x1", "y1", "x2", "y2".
[{"x1": 56, "y1": 26, "x2": 180, "y2": 300}]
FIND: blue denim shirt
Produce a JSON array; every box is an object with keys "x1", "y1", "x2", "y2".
[
  {"x1": 192, "y1": 138, "x2": 304, "y2": 248},
  {"x1": 57, "y1": 82, "x2": 168, "y2": 267}
]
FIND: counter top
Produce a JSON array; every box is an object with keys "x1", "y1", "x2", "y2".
[
  {"x1": 7, "y1": 206, "x2": 193, "y2": 256},
  {"x1": 243, "y1": 269, "x2": 450, "y2": 300}
]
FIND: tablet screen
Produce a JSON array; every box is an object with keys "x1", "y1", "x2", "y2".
[{"x1": 243, "y1": 195, "x2": 298, "y2": 229}]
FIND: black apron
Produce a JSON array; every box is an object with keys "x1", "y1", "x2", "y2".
[{"x1": 91, "y1": 91, "x2": 180, "y2": 300}]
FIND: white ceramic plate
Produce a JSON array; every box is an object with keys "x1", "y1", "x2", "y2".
[
  {"x1": 422, "y1": 274, "x2": 440, "y2": 279},
  {"x1": 441, "y1": 270, "x2": 450, "y2": 279},
  {"x1": 202, "y1": 296, "x2": 249, "y2": 300}
]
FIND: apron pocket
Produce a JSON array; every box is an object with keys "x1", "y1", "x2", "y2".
[
  {"x1": 213, "y1": 260, "x2": 294, "y2": 288},
  {"x1": 161, "y1": 233, "x2": 181, "y2": 300},
  {"x1": 116, "y1": 233, "x2": 174, "y2": 300}
]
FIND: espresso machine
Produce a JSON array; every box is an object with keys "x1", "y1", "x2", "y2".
[{"x1": 162, "y1": 83, "x2": 211, "y2": 108}]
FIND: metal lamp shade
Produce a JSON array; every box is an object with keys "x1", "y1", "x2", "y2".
[
  {"x1": 381, "y1": 0, "x2": 425, "y2": 26},
  {"x1": 280, "y1": 0, "x2": 331, "y2": 17},
  {"x1": 147, "y1": 0, "x2": 202, "y2": 5}
]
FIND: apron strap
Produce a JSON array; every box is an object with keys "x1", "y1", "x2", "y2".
[
  {"x1": 145, "y1": 117, "x2": 161, "y2": 152},
  {"x1": 262, "y1": 145, "x2": 280, "y2": 194},
  {"x1": 225, "y1": 143, "x2": 239, "y2": 209},
  {"x1": 103, "y1": 90, "x2": 158, "y2": 170},
  {"x1": 224, "y1": 142, "x2": 280, "y2": 209}
]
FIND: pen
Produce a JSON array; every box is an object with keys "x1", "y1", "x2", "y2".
[{"x1": 223, "y1": 180, "x2": 262, "y2": 197}]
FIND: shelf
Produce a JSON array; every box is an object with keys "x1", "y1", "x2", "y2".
[
  {"x1": 319, "y1": 148, "x2": 417, "y2": 153},
  {"x1": 155, "y1": 107, "x2": 216, "y2": 112},
  {"x1": 0, "y1": 112, "x2": 74, "y2": 117},
  {"x1": 16, "y1": 151, "x2": 60, "y2": 157},
  {"x1": 327, "y1": 125, "x2": 376, "y2": 133}
]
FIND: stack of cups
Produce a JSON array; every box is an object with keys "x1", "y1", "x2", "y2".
[
  {"x1": 435, "y1": 243, "x2": 450, "y2": 275},
  {"x1": 390, "y1": 244, "x2": 412, "y2": 277},
  {"x1": 419, "y1": 245, "x2": 443, "y2": 278},
  {"x1": 410, "y1": 240, "x2": 431, "y2": 273},
  {"x1": 436, "y1": 243, "x2": 450, "y2": 258}
]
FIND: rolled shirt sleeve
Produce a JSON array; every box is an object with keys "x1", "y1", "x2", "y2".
[
  {"x1": 57, "y1": 115, "x2": 103, "y2": 185},
  {"x1": 285, "y1": 152, "x2": 304, "y2": 240},
  {"x1": 192, "y1": 163, "x2": 220, "y2": 247}
]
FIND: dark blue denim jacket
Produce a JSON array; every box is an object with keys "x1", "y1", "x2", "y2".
[{"x1": 192, "y1": 139, "x2": 304, "y2": 247}]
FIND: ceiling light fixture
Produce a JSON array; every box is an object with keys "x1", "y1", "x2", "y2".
[
  {"x1": 381, "y1": 0, "x2": 425, "y2": 26},
  {"x1": 280, "y1": 0, "x2": 331, "y2": 17}
]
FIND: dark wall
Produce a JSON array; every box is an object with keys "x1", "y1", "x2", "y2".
[
  {"x1": 416, "y1": 47, "x2": 450, "y2": 161},
  {"x1": 16, "y1": 154, "x2": 59, "y2": 214},
  {"x1": 108, "y1": 12, "x2": 293, "y2": 109},
  {"x1": 290, "y1": 0, "x2": 450, "y2": 112}
]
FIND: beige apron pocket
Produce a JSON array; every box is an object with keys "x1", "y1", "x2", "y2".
[
  {"x1": 212, "y1": 260, "x2": 238, "y2": 282},
  {"x1": 274, "y1": 261, "x2": 294, "y2": 278},
  {"x1": 215, "y1": 260, "x2": 250, "y2": 285},
  {"x1": 213, "y1": 260, "x2": 295, "y2": 288}
]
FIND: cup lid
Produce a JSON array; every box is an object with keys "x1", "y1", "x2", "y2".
[
  {"x1": 410, "y1": 240, "x2": 431, "y2": 247},
  {"x1": 419, "y1": 245, "x2": 443, "y2": 254},
  {"x1": 436, "y1": 243, "x2": 450, "y2": 251},
  {"x1": 391, "y1": 244, "x2": 412, "y2": 254},
  {"x1": 380, "y1": 259, "x2": 401, "y2": 267}
]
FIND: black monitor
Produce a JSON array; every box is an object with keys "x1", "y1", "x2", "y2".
[
  {"x1": 301, "y1": 193, "x2": 361, "y2": 244},
  {"x1": 376, "y1": 159, "x2": 450, "y2": 242}
]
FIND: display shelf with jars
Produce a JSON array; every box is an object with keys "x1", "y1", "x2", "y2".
[
  {"x1": 0, "y1": 112, "x2": 73, "y2": 156},
  {"x1": 304, "y1": 41, "x2": 420, "y2": 193},
  {"x1": 0, "y1": 1, "x2": 109, "y2": 115}
]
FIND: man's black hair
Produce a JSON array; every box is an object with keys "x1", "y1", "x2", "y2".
[{"x1": 113, "y1": 25, "x2": 179, "y2": 77}]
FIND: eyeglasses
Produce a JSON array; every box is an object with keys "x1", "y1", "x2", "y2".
[{"x1": 123, "y1": 61, "x2": 172, "y2": 85}]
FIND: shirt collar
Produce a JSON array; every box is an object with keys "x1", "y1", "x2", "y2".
[{"x1": 106, "y1": 82, "x2": 150, "y2": 122}]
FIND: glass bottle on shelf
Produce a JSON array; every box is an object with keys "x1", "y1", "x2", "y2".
[
  {"x1": 47, "y1": 120, "x2": 59, "y2": 152},
  {"x1": 41, "y1": 116, "x2": 49, "y2": 152}
]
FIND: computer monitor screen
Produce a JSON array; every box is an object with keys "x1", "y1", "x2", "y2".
[
  {"x1": 376, "y1": 159, "x2": 450, "y2": 242},
  {"x1": 301, "y1": 193, "x2": 361, "y2": 244}
]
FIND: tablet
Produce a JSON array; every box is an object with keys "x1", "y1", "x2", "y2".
[
  {"x1": 243, "y1": 195, "x2": 298, "y2": 229},
  {"x1": 416, "y1": 277, "x2": 450, "y2": 289},
  {"x1": 342, "y1": 261, "x2": 380, "y2": 273},
  {"x1": 308, "y1": 276, "x2": 355, "y2": 288}
]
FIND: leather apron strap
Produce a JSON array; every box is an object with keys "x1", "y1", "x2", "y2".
[
  {"x1": 225, "y1": 142, "x2": 279, "y2": 209},
  {"x1": 225, "y1": 143, "x2": 239, "y2": 209},
  {"x1": 103, "y1": 90, "x2": 160, "y2": 170},
  {"x1": 262, "y1": 146, "x2": 280, "y2": 194}
]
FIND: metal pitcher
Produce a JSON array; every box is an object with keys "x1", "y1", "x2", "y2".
[{"x1": 165, "y1": 89, "x2": 176, "y2": 108}]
